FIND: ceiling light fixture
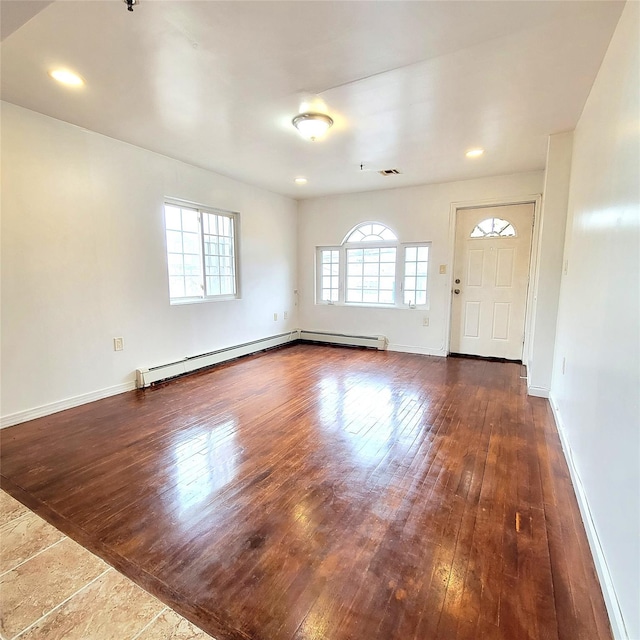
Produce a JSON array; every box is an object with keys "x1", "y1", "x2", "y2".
[
  {"x1": 123, "y1": 0, "x2": 139, "y2": 11},
  {"x1": 294, "y1": 177, "x2": 308, "y2": 185},
  {"x1": 48, "y1": 69, "x2": 84, "y2": 86},
  {"x1": 292, "y1": 113, "x2": 333, "y2": 141},
  {"x1": 466, "y1": 148, "x2": 485, "y2": 158}
]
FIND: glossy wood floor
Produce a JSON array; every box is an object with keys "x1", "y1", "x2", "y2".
[{"x1": 0, "y1": 344, "x2": 611, "y2": 640}]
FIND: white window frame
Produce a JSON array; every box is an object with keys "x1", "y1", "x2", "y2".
[
  {"x1": 164, "y1": 199, "x2": 240, "y2": 305},
  {"x1": 315, "y1": 223, "x2": 430, "y2": 309}
]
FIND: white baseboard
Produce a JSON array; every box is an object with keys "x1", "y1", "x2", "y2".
[
  {"x1": 527, "y1": 384, "x2": 550, "y2": 398},
  {"x1": 1, "y1": 381, "x2": 136, "y2": 429},
  {"x1": 549, "y1": 395, "x2": 628, "y2": 640},
  {"x1": 387, "y1": 343, "x2": 447, "y2": 357}
]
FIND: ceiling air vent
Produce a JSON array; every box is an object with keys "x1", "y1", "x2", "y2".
[{"x1": 379, "y1": 169, "x2": 401, "y2": 176}]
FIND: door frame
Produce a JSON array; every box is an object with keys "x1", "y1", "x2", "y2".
[{"x1": 445, "y1": 194, "x2": 543, "y2": 364}]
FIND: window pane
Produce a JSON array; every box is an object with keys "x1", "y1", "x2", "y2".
[
  {"x1": 169, "y1": 276, "x2": 185, "y2": 298},
  {"x1": 363, "y1": 290, "x2": 378, "y2": 303},
  {"x1": 165, "y1": 206, "x2": 182, "y2": 230},
  {"x1": 346, "y1": 289, "x2": 362, "y2": 302},
  {"x1": 322, "y1": 251, "x2": 332, "y2": 263},
  {"x1": 183, "y1": 253, "x2": 201, "y2": 276},
  {"x1": 220, "y1": 276, "x2": 234, "y2": 294},
  {"x1": 363, "y1": 277, "x2": 378, "y2": 290},
  {"x1": 417, "y1": 261, "x2": 428, "y2": 276},
  {"x1": 380, "y1": 276, "x2": 395, "y2": 290},
  {"x1": 417, "y1": 246, "x2": 429, "y2": 261},
  {"x1": 347, "y1": 249, "x2": 363, "y2": 262},
  {"x1": 406, "y1": 246, "x2": 416, "y2": 261},
  {"x1": 380, "y1": 229, "x2": 396, "y2": 241},
  {"x1": 363, "y1": 263, "x2": 379, "y2": 276},
  {"x1": 364, "y1": 248, "x2": 379, "y2": 262},
  {"x1": 380, "y1": 247, "x2": 396, "y2": 262},
  {"x1": 330, "y1": 289, "x2": 338, "y2": 302},
  {"x1": 185, "y1": 276, "x2": 202, "y2": 297},
  {"x1": 416, "y1": 290, "x2": 427, "y2": 305},
  {"x1": 347, "y1": 262, "x2": 363, "y2": 276},
  {"x1": 322, "y1": 289, "x2": 331, "y2": 301},
  {"x1": 207, "y1": 276, "x2": 220, "y2": 296},
  {"x1": 380, "y1": 262, "x2": 395, "y2": 276},
  {"x1": 405, "y1": 262, "x2": 417, "y2": 276},
  {"x1": 166, "y1": 230, "x2": 183, "y2": 253},
  {"x1": 183, "y1": 232, "x2": 200, "y2": 254},
  {"x1": 331, "y1": 276, "x2": 339, "y2": 289},
  {"x1": 167, "y1": 253, "x2": 183, "y2": 276},
  {"x1": 380, "y1": 290, "x2": 394, "y2": 304},
  {"x1": 405, "y1": 276, "x2": 416, "y2": 291},
  {"x1": 404, "y1": 290, "x2": 413, "y2": 305},
  {"x1": 347, "y1": 276, "x2": 362, "y2": 289},
  {"x1": 181, "y1": 208, "x2": 199, "y2": 233}
]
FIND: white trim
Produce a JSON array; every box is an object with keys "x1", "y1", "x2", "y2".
[
  {"x1": 526, "y1": 384, "x2": 549, "y2": 398},
  {"x1": 387, "y1": 343, "x2": 447, "y2": 357},
  {"x1": 445, "y1": 195, "x2": 543, "y2": 359},
  {"x1": 549, "y1": 395, "x2": 629, "y2": 640},
  {"x1": 0, "y1": 381, "x2": 136, "y2": 429}
]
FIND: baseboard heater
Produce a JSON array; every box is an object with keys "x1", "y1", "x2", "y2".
[
  {"x1": 135, "y1": 331, "x2": 300, "y2": 388},
  {"x1": 298, "y1": 330, "x2": 387, "y2": 351},
  {"x1": 136, "y1": 330, "x2": 388, "y2": 388}
]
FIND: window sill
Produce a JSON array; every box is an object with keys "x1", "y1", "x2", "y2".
[
  {"x1": 316, "y1": 301, "x2": 428, "y2": 311},
  {"x1": 170, "y1": 295, "x2": 240, "y2": 306}
]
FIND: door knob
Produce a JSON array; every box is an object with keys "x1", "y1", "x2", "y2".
[
  {"x1": 455, "y1": 279, "x2": 461, "y2": 284},
  {"x1": 454, "y1": 289, "x2": 460, "y2": 294}
]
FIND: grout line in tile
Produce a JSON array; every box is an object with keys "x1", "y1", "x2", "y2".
[
  {"x1": 129, "y1": 606, "x2": 169, "y2": 640},
  {"x1": 0, "y1": 536, "x2": 67, "y2": 579},
  {"x1": 11, "y1": 567, "x2": 113, "y2": 640},
  {"x1": 0, "y1": 510, "x2": 32, "y2": 531}
]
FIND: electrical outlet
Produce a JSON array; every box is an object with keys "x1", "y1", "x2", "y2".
[
  {"x1": 113, "y1": 337, "x2": 124, "y2": 351},
  {"x1": 439, "y1": 264, "x2": 447, "y2": 275},
  {"x1": 284, "y1": 311, "x2": 288, "y2": 320},
  {"x1": 273, "y1": 313, "x2": 278, "y2": 321},
  {"x1": 423, "y1": 316, "x2": 429, "y2": 327}
]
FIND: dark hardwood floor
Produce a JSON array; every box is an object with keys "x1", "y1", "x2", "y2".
[{"x1": 0, "y1": 344, "x2": 611, "y2": 640}]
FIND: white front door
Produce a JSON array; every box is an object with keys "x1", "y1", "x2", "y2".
[{"x1": 450, "y1": 204, "x2": 534, "y2": 360}]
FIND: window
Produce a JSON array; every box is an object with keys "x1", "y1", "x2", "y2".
[
  {"x1": 403, "y1": 245, "x2": 429, "y2": 306},
  {"x1": 164, "y1": 201, "x2": 239, "y2": 304},
  {"x1": 319, "y1": 249, "x2": 340, "y2": 302},
  {"x1": 316, "y1": 222, "x2": 430, "y2": 308},
  {"x1": 470, "y1": 217, "x2": 516, "y2": 238}
]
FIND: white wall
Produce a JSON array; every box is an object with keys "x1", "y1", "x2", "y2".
[
  {"x1": 1, "y1": 103, "x2": 298, "y2": 424},
  {"x1": 550, "y1": 3, "x2": 639, "y2": 638},
  {"x1": 298, "y1": 172, "x2": 543, "y2": 355},
  {"x1": 527, "y1": 132, "x2": 573, "y2": 396}
]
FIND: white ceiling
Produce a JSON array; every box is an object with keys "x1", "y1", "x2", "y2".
[{"x1": 0, "y1": 1, "x2": 624, "y2": 199}]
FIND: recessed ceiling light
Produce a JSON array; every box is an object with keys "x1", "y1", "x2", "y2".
[
  {"x1": 466, "y1": 148, "x2": 484, "y2": 158},
  {"x1": 48, "y1": 69, "x2": 84, "y2": 86},
  {"x1": 292, "y1": 113, "x2": 333, "y2": 141},
  {"x1": 294, "y1": 177, "x2": 308, "y2": 185}
]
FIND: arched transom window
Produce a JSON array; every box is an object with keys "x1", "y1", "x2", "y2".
[
  {"x1": 344, "y1": 222, "x2": 398, "y2": 243},
  {"x1": 470, "y1": 217, "x2": 516, "y2": 238},
  {"x1": 316, "y1": 222, "x2": 430, "y2": 307}
]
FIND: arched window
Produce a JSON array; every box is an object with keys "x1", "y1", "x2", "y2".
[
  {"x1": 470, "y1": 217, "x2": 516, "y2": 238},
  {"x1": 344, "y1": 222, "x2": 398, "y2": 243},
  {"x1": 316, "y1": 222, "x2": 430, "y2": 307}
]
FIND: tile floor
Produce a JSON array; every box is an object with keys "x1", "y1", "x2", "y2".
[{"x1": 0, "y1": 491, "x2": 215, "y2": 640}]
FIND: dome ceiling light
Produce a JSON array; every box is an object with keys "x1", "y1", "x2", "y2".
[{"x1": 292, "y1": 113, "x2": 333, "y2": 141}]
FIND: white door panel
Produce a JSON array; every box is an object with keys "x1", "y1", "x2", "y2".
[{"x1": 450, "y1": 204, "x2": 534, "y2": 360}]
